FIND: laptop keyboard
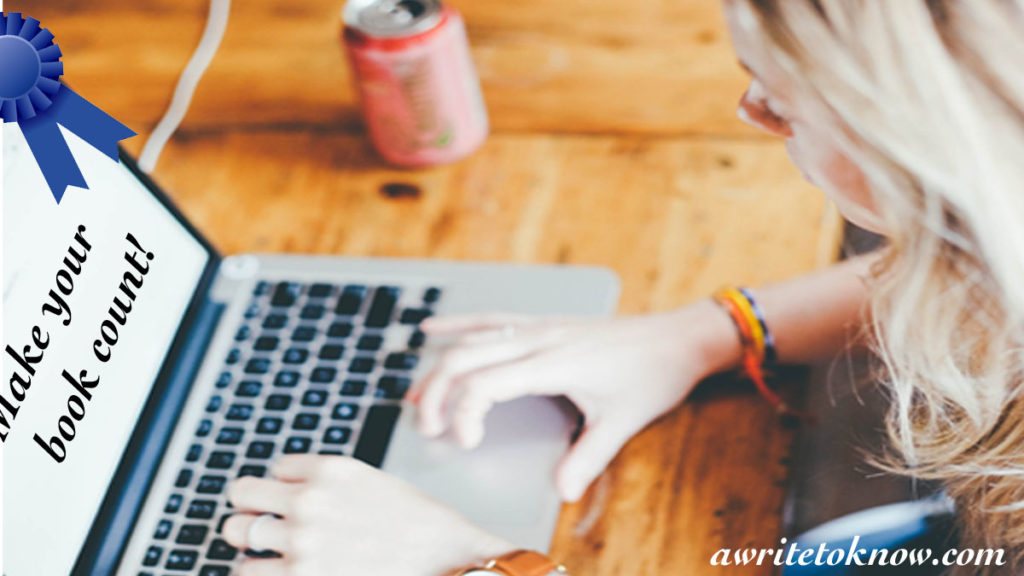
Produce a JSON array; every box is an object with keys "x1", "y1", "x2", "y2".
[{"x1": 135, "y1": 280, "x2": 441, "y2": 575}]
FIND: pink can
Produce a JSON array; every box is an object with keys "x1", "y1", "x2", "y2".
[{"x1": 342, "y1": 0, "x2": 489, "y2": 167}]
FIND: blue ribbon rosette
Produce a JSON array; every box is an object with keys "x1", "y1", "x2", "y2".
[{"x1": 0, "y1": 12, "x2": 135, "y2": 203}]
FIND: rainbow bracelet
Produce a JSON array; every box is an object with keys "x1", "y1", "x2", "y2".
[{"x1": 712, "y1": 287, "x2": 793, "y2": 416}]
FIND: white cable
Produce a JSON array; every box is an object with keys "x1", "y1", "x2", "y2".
[{"x1": 137, "y1": 0, "x2": 231, "y2": 173}]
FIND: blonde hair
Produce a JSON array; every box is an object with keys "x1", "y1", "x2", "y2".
[{"x1": 731, "y1": 0, "x2": 1024, "y2": 569}]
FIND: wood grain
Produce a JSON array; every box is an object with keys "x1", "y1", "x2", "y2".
[
  {"x1": 21, "y1": 0, "x2": 844, "y2": 574},
  {"x1": 35, "y1": 0, "x2": 763, "y2": 138}
]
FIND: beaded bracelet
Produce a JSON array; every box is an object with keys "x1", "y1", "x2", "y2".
[{"x1": 712, "y1": 287, "x2": 795, "y2": 416}]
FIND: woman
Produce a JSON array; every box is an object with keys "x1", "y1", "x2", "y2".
[{"x1": 222, "y1": 1, "x2": 1024, "y2": 574}]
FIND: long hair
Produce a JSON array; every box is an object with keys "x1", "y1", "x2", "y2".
[{"x1": 731, "y1": 0, "x2": 1024, "y2": 569}]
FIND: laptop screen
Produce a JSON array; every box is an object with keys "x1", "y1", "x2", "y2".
[{"x1": 3, "y1": 125, "x2": 212, "y2": 576}]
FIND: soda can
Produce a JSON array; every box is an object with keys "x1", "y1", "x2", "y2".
[{"x1": 342, "y1": 0, "x2": 489, "y2": 167}]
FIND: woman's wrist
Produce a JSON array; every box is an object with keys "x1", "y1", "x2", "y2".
[{"x1": 677, "y1": 298, "x2": 745, "y2": 378}]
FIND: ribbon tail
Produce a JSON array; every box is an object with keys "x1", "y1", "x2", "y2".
[
  {"x1": 49, "y1": 84, "x2": 136, "y2": 162},
  {"x1": 19, "y1": 115, "x2": 88, "y2": 204}
]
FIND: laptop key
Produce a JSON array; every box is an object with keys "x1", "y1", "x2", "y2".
[
  {"x1": 301, "y1": 390, "x2": 327, "y2": 407},
  {"x1": 340, "y1": 379, "x2": 367, "y2": 396},
  {"x1": 253, "y1": 280, "x2": 271, "y2": 296},
  {"x1": 226, "y1": 403, "x2": 254, "y2": 421},
  {"x1": 236, "y1": 380, "x2": 262, "y2": 397},
  {"x1": 310, "y1": 367, "x2": 336, "y2": 383},
  {"x1": 262, "y1": 313, "x2": 287, "y2": 329},
  {"x1": 205, "y1": 395, "x2": 222, "y2": 413},
  {"x1": 256, "y1": 417, "x2": 283, "y2": 434},
  {"x1": 238, "y1": 464, "x2": 267, "y2": 478},
  {"x1": 197, "y1": 475, "x2": 227, "y2": 494},
  {"x1": 206, "y1": 538, "x2": 238, "y2": 561},
  {"x1": 423, "y1": 286, "x2": 442, "y2": 303},
  {"x1": 356, "y1": 334, "x2": 383, "y2": 351},
  {"x1": 265, "y1": 394, "x2": 292, "y2": 411},
  {"x1": 335, "y1": 285, "x2": 366, "y2": 315},
  {"x1": 283, "y1": 437, "x2": 312, "y2": 454},
  {"x1": 244, "y1": 303, "x2": 262, "y2": 319},
  {"x1": 186, "y1": 499, "x2": 218, "y2": 520},
  {"x1": 175, "y1": 469, "x2": 193, "y2": 488},
  {"x1": 331, "y1": 403, "x2": 360, "y2": 421},
  {"x1": 271, "y1": 282, "x2": 302, "y2": 307},
  {"x1": 349, "y1": 356, "x2": 375, "y2": 374},
  {"x1": 206, "y1": 451, "x2": 235, "y2": 470},
  {"x1": 365, "y1": 286, "x2": 399, "y2": 328},
  {"x1": 308, "y1": 283, "x2": 334, "y2": 298},
  {"x1": 283, "y1": 348, "x2": 308, "y2": 364},
  {"x1": 165, "y1": 494, "x2": 183, "y2": 514},
  {"x1": 384, "y1": 352, "x2": 418, "y2": 371},
  {"x1": 300, "y1": 304, "x2": 325, "y2": 320},
  {"x1": 274, "y1": 370, "x2": 300, "y2": 388},
  {"x1": 200, "y1": 565, "x2": 232, "y2": 576},
  {"x1": 253, "y1": 335, "x2": 279, "y2": 351},
  {"x1": 186, "y1": 444, "x2": 203, "y2": 463},
  {"x1": 247, "y1": 441, "x2": 275, "y2": 459},
  {"x1": 399, "y1": 308, "x2": 433, "y2": 325},
  {"x1": 293, "y1": 413, "x2": 320, "y2": 430},
  {"x1": 327, "y1": 320, "x2": 353, "y2": 338},
  {"x1": 196, "y1": 418, "x2": 214, "y2": 438},
  {"x1": 292, "y1": 325, "x2": 317, "y2": 342},
  {"x1": 245, "y1": 549, "x2": 283, "y2": 559},
  {"x1": 154, "y1": 519, "x2": 173, "y2": 540},
  {"x1": 319, "y1": 344, "x2": 345, "y2": 361},
  {"x1": 376, "y1": 375, "x2": 411, "y2": 400},
  {"x1": 143, "y1": 546, "x2": 162, "y2": 567},
  {"x1": 216, "y1": 427, "x2": 244, "y2": 445},
  {"x1": 215, "y1": 372, "x2": 231, "y2": 389},
  {"x1": 224, "y1": 348, "x2": 241, "y2": 365},
  {"x1": 165, "y1": 549, "x2": 199, "y2": 571},
  {"x1": 244, "y1": 358, "x2": 271, "y2": 375},
  {"x1": 323, "y1": 426, "x2": 351, "y2": 445},
  {"x1": 408, "y1": 329, "x2": 426, "y2": 349},
  {"x1": 234, "y1": 325, "x2": 251, "y2": 341},
  {"x1": 176, "y1": 524, "x2": 208, "y2": 545},
  {"x1": 353, "y1": 405, "x2": 401, "y2": 468}
]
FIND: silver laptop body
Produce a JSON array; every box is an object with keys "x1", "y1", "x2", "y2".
[{"x1": 115, "y1": 253, "x2": 619, "y2": 575}]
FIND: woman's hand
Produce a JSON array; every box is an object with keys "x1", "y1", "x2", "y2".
[
  {"x1": 409, "y1": 299, "x2": 742, "y2": 502},
  {"x1": 223, "y1": 455, "x2": 514, "y2": 576}
]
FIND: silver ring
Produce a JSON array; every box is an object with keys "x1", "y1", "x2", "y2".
[{"x1": 247, "y1": 513, "x2": 276, "y2": 553}]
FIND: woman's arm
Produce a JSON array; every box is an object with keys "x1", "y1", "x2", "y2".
[
  {"x1": 408, "y1": 250, "x2": 881, "y2": 502},
  {"x1": 701, "y1": 250, "x2": 880, "y2": 375}
]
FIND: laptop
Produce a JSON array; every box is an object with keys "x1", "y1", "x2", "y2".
[{"x1": 2, "y1": 125, "x2": 619, "y2": 576}]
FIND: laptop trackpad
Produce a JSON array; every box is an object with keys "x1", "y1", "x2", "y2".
[{"x1": 383, "y1": 397, "x2": 576, "y2": 529}]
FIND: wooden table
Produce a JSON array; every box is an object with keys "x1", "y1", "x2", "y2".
[{"x1": 28, "y1": 0, "x2": 842, "y2": 573}]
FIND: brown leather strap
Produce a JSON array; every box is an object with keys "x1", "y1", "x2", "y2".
[{"x1": 491, "y1": 550, "x2": 560, "y2": 576}]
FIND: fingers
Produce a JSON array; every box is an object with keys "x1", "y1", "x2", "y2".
[
  {"x1": 555, "y1": 418, "x2": 635, "y2": 502},
  {"x1": 236, "y1": 559, "x2": 290, "y2": 576},
  {"x1": 412, "y1": 338, "x2": 541, "y2": 437},
  {"x1": 270, "y1": 454, "x2": 328, "y2": 482},
  {"x1": 228, "y1": 476, "x2": 301, "y2": 516},
  {"x1": 223, "y1": 513, "x2": 293, "y2": 553},
  {"x1": 448, "y1": 356, "x2": 566, "y2": 449}
]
